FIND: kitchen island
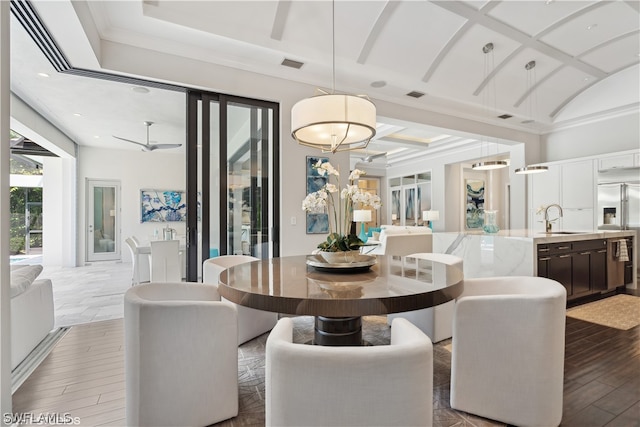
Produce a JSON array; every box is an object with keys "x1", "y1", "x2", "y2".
[{"x1": 433, "y1": 229, "x2": 637, "y2": 301}]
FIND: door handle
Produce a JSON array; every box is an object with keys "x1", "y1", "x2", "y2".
[
  {"x1": 539, "y1": 257, "x2": 551, "y2": 261},
  {"x1": 559, "y1": 255, "x2": 571, "y2": 258}
]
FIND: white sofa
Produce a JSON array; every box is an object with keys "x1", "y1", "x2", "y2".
[
  {"x1": 364, "y1": 225, "x2": 432, "y2": 256},
  {"x1": 10, "y1": 265, "x2": 55, "y2": 371}
]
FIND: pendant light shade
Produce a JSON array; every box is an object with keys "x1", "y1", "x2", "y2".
[
  {"x1": 472, "y1": 160, "x2": 508, "y2": 170},
  {"x1": 291, "y1": 94, "x2": 376, "y2": 153},
  {"x1": 515, "y1": 165, "x2": 549, "y2": 174},
  {"x1": 291, "y1": 0, "x2": 377, "y2": 153}
]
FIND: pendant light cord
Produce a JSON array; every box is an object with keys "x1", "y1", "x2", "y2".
[{"x1": 332, "y1": 0, "x2": 335, "y2": 94}]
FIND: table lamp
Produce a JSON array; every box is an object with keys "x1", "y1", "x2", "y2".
[
  {"x1": 353, "y1": 209, "x2": 372, "y2": 243},
  {"x1": 422, "y1": 210, "x2": 439, "y2": 229}
]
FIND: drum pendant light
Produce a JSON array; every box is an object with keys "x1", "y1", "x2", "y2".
[{"x1": 291, "y1": 0, "x2": 376, "y2": 153}]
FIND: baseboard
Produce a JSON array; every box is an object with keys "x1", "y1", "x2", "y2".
[{"x1": 11, "y1": 327, "x2": 70, "y2": 394}]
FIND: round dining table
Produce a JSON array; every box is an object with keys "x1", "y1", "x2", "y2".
[{"x1": 218, "y1": 254, "x2": 464, "y2": 346}]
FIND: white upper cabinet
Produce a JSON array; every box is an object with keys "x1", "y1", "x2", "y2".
[
  {"x1": 529, "y1": 164, "x2": 561, "y2": 210},
  {"x1": 599, "y1": 154, "x2": 635, "y2": 170},
  {"x1": 561, "y1": 160, "x2": 595, "y2": 209}
]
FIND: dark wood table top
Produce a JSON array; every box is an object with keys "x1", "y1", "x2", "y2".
[{"x1": 218, "y1": 254, "x2": 463, "y2": 317}]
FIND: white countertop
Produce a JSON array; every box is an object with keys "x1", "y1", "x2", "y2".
[{"x1": 434, "y1": 229, "x2": 636, "y2": 243}]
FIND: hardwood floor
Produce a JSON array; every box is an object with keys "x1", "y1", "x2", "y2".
[{"x1": 12, "y1": 311, "x2": 640, "y2": 427}]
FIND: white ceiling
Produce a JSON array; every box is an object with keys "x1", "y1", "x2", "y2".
[{"x1": 9, "y1": 1, "x2": 640, "y2": 168}]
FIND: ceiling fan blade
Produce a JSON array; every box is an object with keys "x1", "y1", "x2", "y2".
[
  {"x1": 112, "y1": 135, "x2": 148, "y2": 148},
  {"x1": 150, "y1": 144, "x2": 182, "y2": 150},
  {"x1": 362, "y1": 152, "x2": 387, "y2": 162}
]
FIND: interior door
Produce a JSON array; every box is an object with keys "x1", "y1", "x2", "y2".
[{"x1": 87, "y1": 179, "x2": 121, "y2": 262}]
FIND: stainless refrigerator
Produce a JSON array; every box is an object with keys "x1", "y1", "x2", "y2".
[{"x1": 597, "y1": 182, "x2": 640, "y2": 231}]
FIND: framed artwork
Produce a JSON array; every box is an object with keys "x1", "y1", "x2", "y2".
[
  {"x1": 141, "y1": 189, "x2": 196, "y2": 223},
  {"x1": 306, "y1": 156, "x2": 329, "y2": 234},
  {"x1": 465, "y1": 179, "x2": 485, "y2": 229}
]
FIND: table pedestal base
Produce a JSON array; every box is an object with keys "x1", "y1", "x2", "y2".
[{"x1": 314, "y1": 316, "x2": 362, "y2": 346}]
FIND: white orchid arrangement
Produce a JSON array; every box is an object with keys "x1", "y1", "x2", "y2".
[{"x1": 302, "y1": 160, "x2": 381, "y2": 252}]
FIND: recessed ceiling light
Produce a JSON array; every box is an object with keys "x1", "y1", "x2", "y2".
[
  {"x1": 94, "y1": 135, "x2": 100, "y2": 139},
  {"x1": 586, "y1": 24, "x2": 598, "y2": 30},
  {"x1": 371, "y1": 80, "x2": 386, "y2": 88},
  {"x1": 583, "y1": 77, "x2": 589, "y2": 81},
  {"x1": 73, "y1": 113, "x2": 82, "y2": 117},
  {"x1": 37, "y1": 72, "x2": 50, "y2": 78},
  {"x1": 132, "y1": 86, "x2": 150, "y2": 94},
  {"x1": 545, "y1": 0, "x2": 554, "y2": 4}
]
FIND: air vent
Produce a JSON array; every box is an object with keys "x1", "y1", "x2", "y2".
[
  {"x1": 498, "y1": 114, "x2": 513, "y2": 119},
  {"x1": 406, "y1": 91, "x2": 425, "y2": 98},
  {"x1": 281, "y1": 58, "x2": 304, "y2": 69}
]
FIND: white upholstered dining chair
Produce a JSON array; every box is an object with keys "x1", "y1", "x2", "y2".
[
  {"x1": 203, "y1": 255, "x2": 278, "y2": 344},
  {"x1": 149, "y1": 240, "x2": 181, "y2": 282},
  {"x1": 387, "y1": 253, "x2": 463, "y2": 342},
  {"x1": 124, "y1": 238, "x2": 141, "y2": 285},
  {"x1": 450, "y1": 276, "x2": 566, "y2": 427},
  {"x1": 265, "y1": 317, "x2": 434, "y2": 427},
  {"x1": 124, "y1": 282, "x2": 238, "y2": 426}
]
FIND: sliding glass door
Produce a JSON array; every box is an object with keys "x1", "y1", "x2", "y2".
[{"x1": 185, "y1": 92, "x2": 279, "y2": 281}]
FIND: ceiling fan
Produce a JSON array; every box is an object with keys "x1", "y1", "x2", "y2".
[
  {"x1": 113, "y1": 121, "x2": 182, "y2": 152},
  {"x1": 359, "y1": 152, "x2": 387, "y2": 163}
]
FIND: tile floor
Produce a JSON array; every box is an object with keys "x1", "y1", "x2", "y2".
[{"x1": 12, "y1": 256, "x2": 134, "y2": 327}]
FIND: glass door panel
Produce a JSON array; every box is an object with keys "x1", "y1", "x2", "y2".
[
  {"x1": 87, "y1": 179, "x2": 120, "y2": 261},
  {"x1": 226, "y1": 102, "x2": 272, "y2": 258}
]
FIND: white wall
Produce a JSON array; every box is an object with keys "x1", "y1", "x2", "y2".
[
  {"x1": 77, "y1": 146, "x2": 186, "y2": 265},
  {"x1": 542, "y1": 112, "x2": 639, "y2": 162}
]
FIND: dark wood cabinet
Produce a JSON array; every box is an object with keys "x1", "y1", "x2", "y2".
[
  {"x1": 572, "y1": 251, "x2": 591, "y2": 297},
  {"x1": 591, "y1": 248, "x2": 607, "y2": 292},
  {"x1": 537, "y1": 239, "x2": 607, "y2": 301}
]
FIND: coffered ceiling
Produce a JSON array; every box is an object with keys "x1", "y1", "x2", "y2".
[{"x1": 9, "y1": 1, "x2": 640, "y2": 167}]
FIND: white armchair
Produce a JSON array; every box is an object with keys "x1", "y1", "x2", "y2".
[
  {"x1": 265, "y1": 317, "x2": 433, "y2": 427},
  {"x1": 387, "y1": 253, "x2": 462, "y2": 342},
  {"x1": 450, "y1": 276, "x2": 566, "y2": 427},
  {"x1": 365, "y1": 226, "x2": 432, "y2": 256},
  {"x1": 124, "y1": 282, "x2": 238, "y2": 426},
  {"x1": 203, "y1": 255, "x2": 278, "y2": 345}
]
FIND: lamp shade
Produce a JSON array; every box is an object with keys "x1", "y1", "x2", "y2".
[
  {"x1": 422, "y1": 210, "x2": 440, "y2": 221},
  {"x1": 353, "y1": 209, "x2": 372, "y2": 222},
  {"x1": 291, "y1": 94, "x2": 376, "y2": 153}
]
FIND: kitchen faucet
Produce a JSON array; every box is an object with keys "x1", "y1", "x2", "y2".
[{"x1": 544, "y1": 204, "x2": 563, "y2": 232}]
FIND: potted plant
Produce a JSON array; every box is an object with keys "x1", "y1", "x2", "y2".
[{"x1": 302, "y1": 160, "x2": 381, "y2": 263}]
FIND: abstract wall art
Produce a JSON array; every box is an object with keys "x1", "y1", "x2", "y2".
[
  {"x1": 141, "y1": 189, "x2": 186, "y2": 223},
  {"x1": 465, "y1": 179, "x2": 485, "y2": 229}
]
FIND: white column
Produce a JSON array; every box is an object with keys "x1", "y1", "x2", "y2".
[
  {"x1": 0, "y1": 0, "x2": 13, "y2": 420},
  {"x1": 42, "y1": 157, "x2": 77, "y2": 267}
]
